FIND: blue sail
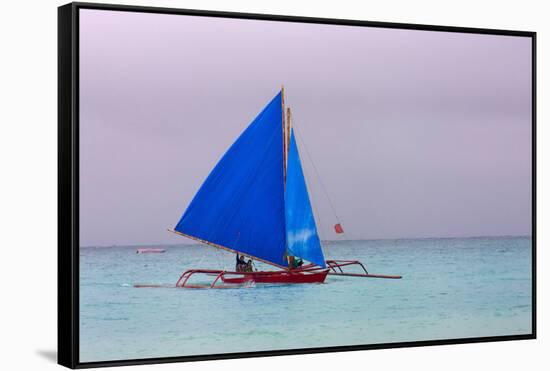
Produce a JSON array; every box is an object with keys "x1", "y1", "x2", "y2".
[
  {"x1": 285, "y1": 129, "x2": 326, "y2": 268},
  {"x1": 175, "y1": 92, "x2": 288, "y2": 267}
]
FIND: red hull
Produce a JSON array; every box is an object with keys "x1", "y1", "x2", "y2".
[{"x1": 221, "y1": 269, "x2": 329, "y2": 284}]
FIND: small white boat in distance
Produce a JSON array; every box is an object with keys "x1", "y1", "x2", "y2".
[{"x1": 136, "y1": 248, "x2": 166, "y2": 254}]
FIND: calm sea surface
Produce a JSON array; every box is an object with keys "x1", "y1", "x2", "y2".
[{"x1": 80, "y1": 236, "x2": 532, "y2": 362}]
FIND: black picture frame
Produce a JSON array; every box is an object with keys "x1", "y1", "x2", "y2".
[{"x1": 58, "y1": 2, "x2": 537, "y2": 368}]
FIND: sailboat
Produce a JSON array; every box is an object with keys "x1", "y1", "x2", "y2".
[{"x1": 137, "y1": 87, "x2": 401, "y2": 289}]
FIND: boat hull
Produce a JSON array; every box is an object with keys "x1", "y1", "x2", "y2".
[
  {"x1": 136, "y1": 248, "x2": 165, "y2": 254},
  {"x1": 221, "y1": 269, "x2": 329, "y2": 284}
]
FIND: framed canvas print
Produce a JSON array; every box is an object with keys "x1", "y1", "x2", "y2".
[{"x1": 58, "y1": 2, "x2": 536, "y2": 368}]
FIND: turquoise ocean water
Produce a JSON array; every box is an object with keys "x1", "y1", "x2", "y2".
[{"x1": 80, "y1": 236, "x2": 532, "y2": 362}]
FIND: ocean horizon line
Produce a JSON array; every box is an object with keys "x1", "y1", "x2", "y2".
[{"x1": 80, "y1": 234, "x2": 532, "y2": 249}]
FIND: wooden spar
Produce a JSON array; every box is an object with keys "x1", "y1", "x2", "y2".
[
  {"x1": 167, "y1": 228, "x2": 287, "y2": 269},
  {"x1": 281, "y1": 90, "x2": 292, "y2": 186},
  {"x1": 286, "y1": 107, "x2": 292, "y2": 157},
  {"x1": 328, "y1": 272, "x2": 402, "y2": 279},
  {"x1": 281, "y1": 86, "x2": 291, "y2": 269}
]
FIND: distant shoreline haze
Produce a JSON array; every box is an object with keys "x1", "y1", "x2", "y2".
[{"x1": 79, "y1": 10, "x2": 532, "y2": 248}]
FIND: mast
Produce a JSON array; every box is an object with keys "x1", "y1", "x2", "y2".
[
  {"x1": 282, "y1": 87, "x2": 293, "y2": 268},
  {"x1": 286, "y1": 107, "x2": 292, "y2": 166},
  {"x1": 281, "y1": 86, "x2": 292, "y2": 185},
  {"x1": 281, "y1": 85, "x2": 287, "y2": 182}
]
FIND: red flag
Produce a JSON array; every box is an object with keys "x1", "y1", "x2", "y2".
[{"x1": 334, "y1": 223, "x2": 344, "y2": 234}]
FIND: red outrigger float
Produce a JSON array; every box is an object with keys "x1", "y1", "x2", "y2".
[
  {"x1": 169, "y1": 260, "x2": 401, "y2": 289},
  {"x1": 326, "y1": 260, "x2": 402, "y2": 279},
  {"x1": 134, "y1": 260, "x2": 401, "y2": 289}
]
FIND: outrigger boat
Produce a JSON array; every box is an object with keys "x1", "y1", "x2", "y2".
[
  {"x1": 136, "y1": 248, "x2": 165, "y2": 254},
  {"x1": 136, "y1": 87, "x2": 401, "y2": 289}
]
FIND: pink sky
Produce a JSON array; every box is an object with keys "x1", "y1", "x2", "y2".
[{"x1": 79, "y1": 9, "x2": 532, "y2": 247}]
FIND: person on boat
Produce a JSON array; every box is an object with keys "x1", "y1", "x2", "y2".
[
  {"x1": 289, "y1": 256, "x2": 303, "y2": 269},
  {"x1": 245, "y1": 259, "x2": 254, "y2": 272},
  {"x1": 235, "y1": 254, "x2": 247, "y2": 272}
]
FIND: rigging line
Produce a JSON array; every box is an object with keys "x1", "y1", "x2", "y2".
[
  {"x1": 292, "y1": 119, "x2": 342, "y2": 258},
  {"x1": 299, "y1": 141, "x2": 324, "y2": 236},
  {"x1": 286, "y1": 110, "x2": 322, "y2": 235},
  {"x1": 292, "y1": 119, "x2": 343, "y2": 226},
  {"x1": 302, "y1": 155, "x2": 332, "y2": 260}
]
